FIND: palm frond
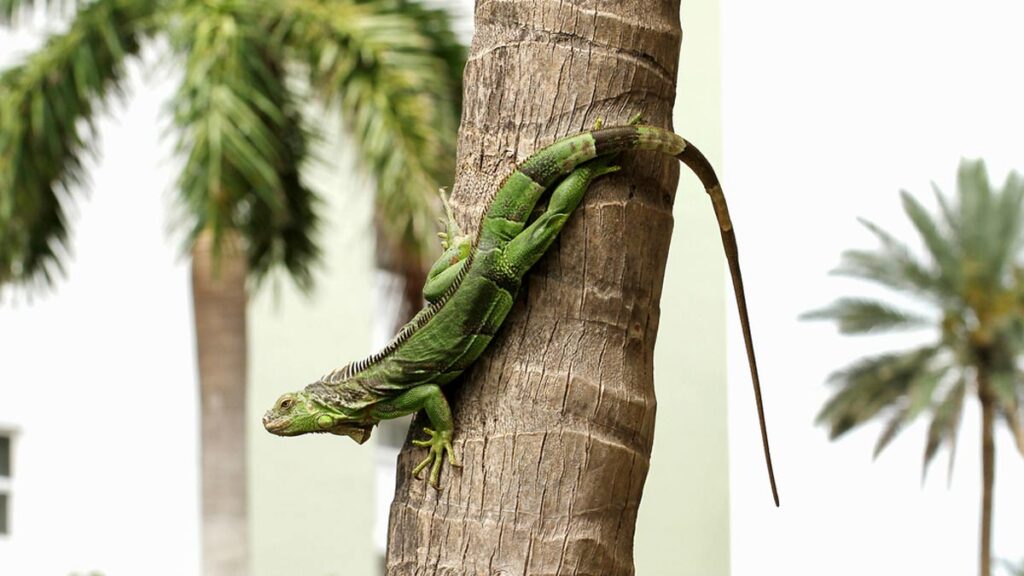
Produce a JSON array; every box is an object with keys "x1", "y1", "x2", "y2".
[
  {"x1": 169, "y1": 0, "x2": 320, "y2": 287},
  {"x1": 832, "y1": 218, "x2": 942, "y2": 299},
  {"x1": 873, "y1": 406, "x2": 909, "y2": 458},
  {"x1": 923, "y1": 377, "x2": 967, "y2": 478},
  {"x1": 1002, "y1": 558, "x2": 1024, "y2": 576},
  {"x1": 995, "y1": 374, "x2": 1024, "y2": 457},
  {"x1": 802, "y1": 297, "x2": 930, "y2": 334},
  {"x1": 0, "y1": 0, "x2": 151, "y2": 289},
  {"x1": 1003, "y1": 405, "x2": 1024, "y2": 457},
  {"x1": 870, "y1": 363, "x2": 955, "y2": 459},
  {"x1": 242, "y1": 67, "x2": 321, "y2": 291},
  {"x1": 956, "y1": 159, "x2": 994, "y2": 259},
  {"x1": 984, "y1": 169, "x2": 1024, "y2": 286},
  {"x1": 271, "y1": 0, "x2": 465, "y2": 263},
  {"x1": 0, "y1": 0, "x2": 81, "y2": 24},
  {"x1": 817, "y1": 346, "x2": 939, "y2": 440},
  {"x1": 901, "y1": 190, "x2": 961, "y2": 293},
  {"x1": 931, "y1": 181, "x2": 959, "y2": 234}
]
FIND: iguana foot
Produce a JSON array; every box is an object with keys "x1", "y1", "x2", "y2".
[
  {"x1": 436, "y1": 188, "x2": 468, "y2": 250},
  {"x1": 412, "y1": 427, "x2": 459, "y2": 488}
]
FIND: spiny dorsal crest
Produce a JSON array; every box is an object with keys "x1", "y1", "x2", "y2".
[{"x1": 319, "y1": 249, "x2": 476, "y2": 384}]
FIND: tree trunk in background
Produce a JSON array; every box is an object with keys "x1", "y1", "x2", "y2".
[
  {"x1": 192, "y1": 231, "x2": 249, "y2": 576},
  {"x1": 386, "y1": 1, "x2": 683, "y2": 573},
  {"x1": 375, "y1": 227, "x2": 430, "y2": 332},
  {"x1": 978, "y1": 364, "x2": 996, "y2": 576}
]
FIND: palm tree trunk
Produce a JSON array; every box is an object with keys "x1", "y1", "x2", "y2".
[
  {"x1": 385, "y1": 0, "x2": 683, "y2": 573},
  {"x1": 191, "y1": 231, "x2": 249, "y2": 576},
  {"x1": 978, "y1": 362, "x2": 996, "y2": 576}
]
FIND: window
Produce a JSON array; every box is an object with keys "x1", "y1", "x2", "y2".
[
  {"x1": 0, "y1": 434, "x2": 10, "y2": 535},
  {"x1": 0, "y1": 435, "x2": 9, "y2": 477}
]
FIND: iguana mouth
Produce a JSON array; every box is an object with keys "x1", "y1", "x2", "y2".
[{"x1": 263, "y1": 413, "x2": 296, "y2": 436}]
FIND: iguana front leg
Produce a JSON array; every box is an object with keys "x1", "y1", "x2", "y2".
[{"x1": 368, "y1": 384, "x2": 458, "y2": 488}]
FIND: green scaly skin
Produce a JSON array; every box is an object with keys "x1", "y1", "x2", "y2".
[{"x1": 264, "y1": 122, "x2": 779, "y2": 505}]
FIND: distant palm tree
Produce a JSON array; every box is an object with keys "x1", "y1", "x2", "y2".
[
  {"x1": 805, "y1": 160, "x2": 1024, "y2": 576},
  {"x1": 0, "y1": 0, "x2": 463, "y2": 574}
]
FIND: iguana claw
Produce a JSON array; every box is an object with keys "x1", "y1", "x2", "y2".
[
  {"x1": 436, "y1": 189, "x2": 466, "y2": 250},
  {"x1": 412, "y1": 427, "x2": 459, "y2": 488}
]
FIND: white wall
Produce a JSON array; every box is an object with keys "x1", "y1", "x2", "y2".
[
  {"x1": 639, "y1": 0, "x2": 732, "y2": 573},
  {"x1": 0, "y1": 29, "x2": 201, "y2": 576},
  {"x1": 723, "y1": 1, "x2": 1024, "y2": 574},
  {"x1": 247, "y1": 108, "x2": 378, "y2": 576}
]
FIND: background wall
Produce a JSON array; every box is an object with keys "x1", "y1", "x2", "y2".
[
  {"x1": 639, "y1": 0, "x2": 731, "y2": 572},
  {"x1": 246, "y1": 109, "x2": 378, "y2": 576},
  {"x1": 723, "y1": 1, "x2": 1024, "y2": 574},
  {"x1": 0, "y1": 31, "x2": 202, "y2": 575}
]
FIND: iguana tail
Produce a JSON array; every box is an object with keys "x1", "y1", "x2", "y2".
[
  {"x1": 676, "y1": 140, "x2": 780, "y2": 509},
  {"x1": 516, "y1": 124, "x2": 780, "y2": 507}
]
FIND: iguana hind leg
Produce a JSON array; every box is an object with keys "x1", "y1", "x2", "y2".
[
  {"x1": 423, "y1": 189, "x2": 473, "y2": 302},
  {"x1": 423, "y1": 239, "x2": 472, "y2": 302},
  {"x1": 502, "y1": 155, "x2": 620, "y2": 273}
]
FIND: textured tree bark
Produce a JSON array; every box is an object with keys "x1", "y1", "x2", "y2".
[
  {"x1": 192, "y1": 231, "x2": 249, "y2": 576},
  {"x1": 386, "y1": 1, "x2": 683, "y2": 574}
]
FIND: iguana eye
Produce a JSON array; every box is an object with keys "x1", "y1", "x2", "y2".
[{"x1": 279, "y1": 398, "x2": 294, "y2": 411}]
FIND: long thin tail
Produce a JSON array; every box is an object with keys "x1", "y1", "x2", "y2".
[
  {"x1": 678, "y1": 142, "x2": 780, "y2": 508},
  {"x1": 518, "y1": 124, "x2": 779, "y2": 505}
]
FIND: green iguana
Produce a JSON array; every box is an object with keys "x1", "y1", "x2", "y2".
[{"x1": 263, "y1": 121, "x2": 779, "y2": 506}]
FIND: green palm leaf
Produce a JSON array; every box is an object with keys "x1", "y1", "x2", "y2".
[
  {"x1": 923, "y1": 377, "x2": 966, "y2": 478},
  {"x1": 832, "y1": 218, "x2": 942, "y2": 300},
  {"x1": 270, "y1": 0, "x2": 464, "y2": 262},
  {"x1": 169, "y1": 0, "x2": 321, "y2": 285},
  {"x1": 872, "y1": 364, "x2": 950, "y2": 458},
  {"x1": 802, "y1": 297, "x2": 930, "y2": 334},
  {"x1": 985, "y1": 171, "x2": 1024, "y2": 285},
  {"x1": 0, "y1": 0, "x2": 152, "y2": 289},
  {"x1": 957, "y1": 159, "x2": 994, "y2": 260},
  {"x1": 817, "y1": 345, "x2": 939, "y2": 440},
  {"x1": 901, "y1": 190, "x2": 961, "y2": 294},
  {"x1": 0, "y1": 0, "x2": 78, "y2": 23}
]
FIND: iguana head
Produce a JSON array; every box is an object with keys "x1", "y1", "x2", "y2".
[{"x1": 262, "y1": 391, "x2": 373, "y2": 444}]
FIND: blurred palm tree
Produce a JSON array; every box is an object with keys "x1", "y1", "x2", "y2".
[
  {"x1": 0, "y1": 0, "x2": 463, "y2": 574},
  {"x1": 805, "y1": 160, "x2": 1024, "y2": 576}
]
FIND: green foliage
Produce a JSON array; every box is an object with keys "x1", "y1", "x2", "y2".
[
  {"x1": 1002, "y1": 558, "x2": 1024, "y2": 576},
  {"x1": 807, "y1": 159, "x2": 1024, "y2": 476},
  {"x1": 271, "y1": 0, "x2": 464, "y2": 260},
  {"x1": 0, "y1": 0, "x2": 153, "y2": 289},
  {"x1": 802, "y1": 297, "x2": 929, "y2": 334},
  {"x1": 169, "y1": 0, "x2": 321, "y2": 287},
  {"x1": 1, "y1": 1, "x2": 79, "y2": 24},
  {"x1": 0, "y1": 0, "x2": 465, "y2": 292}
]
